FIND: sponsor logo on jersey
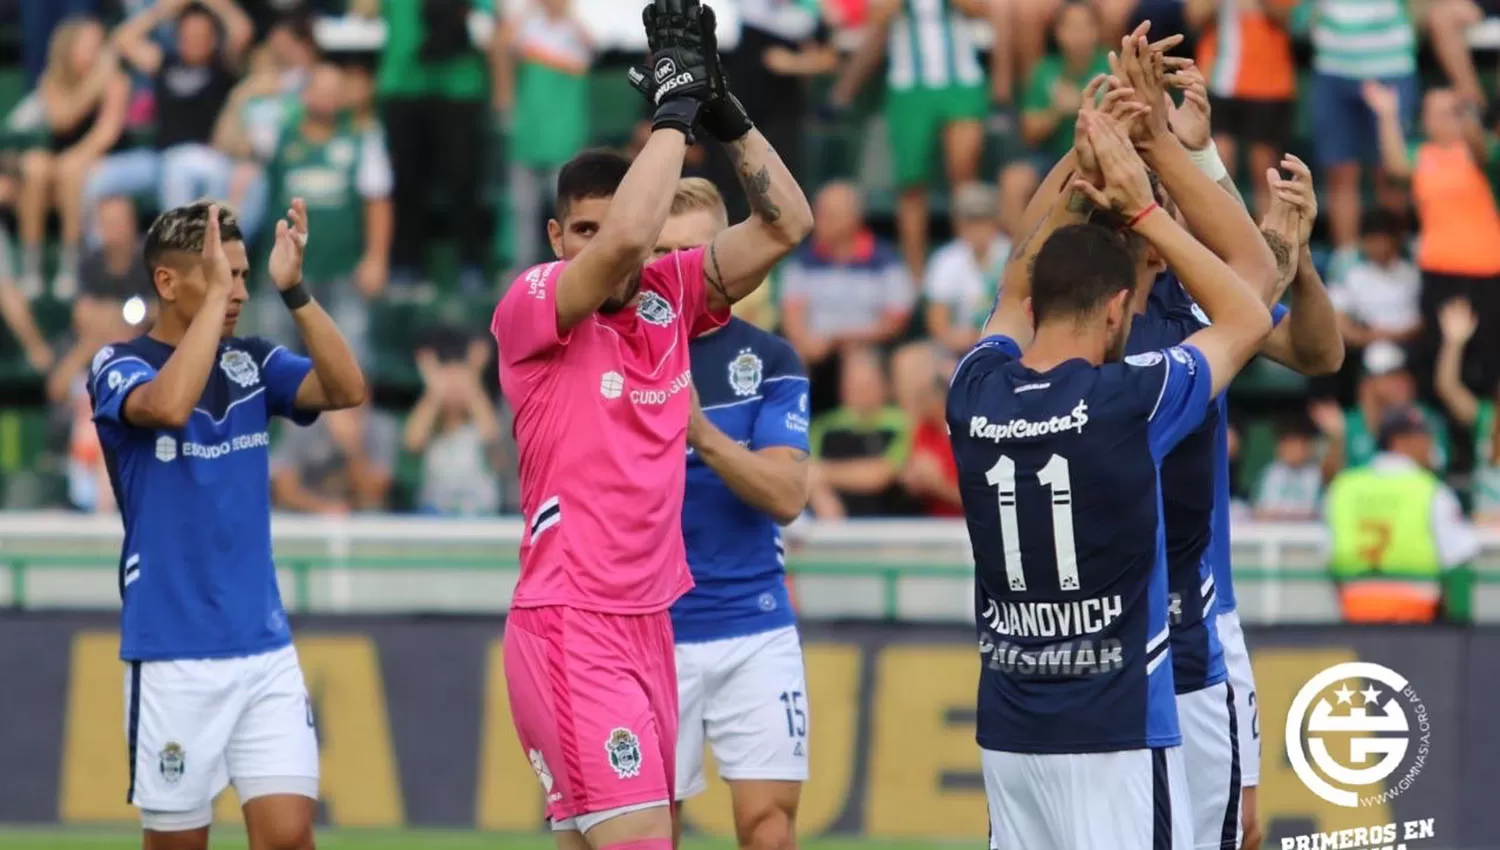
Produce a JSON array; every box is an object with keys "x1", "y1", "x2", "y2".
[
  {"x1": 600, "y1": 371, "x2": 624, "y2": 399},
  {"x1": 527, "y1": 748, "x2": 561, "y2": 803},
  {"x1": 605, "y1": 728, "x2": 642, "y2": 779},
  {"x1": 155, "y1": 436, "x2": 177, "y2": 462},
  {"x1": 785, "y1": 412, "x2": 809, "y2": 433},
  {"x1": 91, "y1": 346, "x2": 114, "y2": 375},
  {"x1": 798, "y1": 392, "x2": 808, "y2": 413},
  {"x1": 1168, "y1": 346, "x2": 1196, "y2": 374},
  {"x1": 177, "y1": 431, "x2": 271, "y2": 460},
  {"x1": 629, "y1": 369, "x2": 692, "y2": 406},
  {"x1": 525, "y1": 263, "x2": 555, "y2": 299},
  {"x1": 1125, "y1": 351, "x2": 1164, "y2": 368},
  {"x1": 219, "y1": 349, "x2": 260, "y2": 388},
  {"x1": 636, "y1": 291, "x2": 676, "y2": 327},
  {"x1": 978, "y1": 633, "x2": 1125, "y2": 677},
  {"x1": 968, "y1": 400, "x2": 1089, "y2": 442},
  {"x1": 159, "y1": 742, "x2": 185, "y2": 783},
  {"x1": 729, "y1": 349, "x2": 763, "y2": 397},
  {"x1": 1287, "y1": 661, "x2": 1430, "y2": 808}
]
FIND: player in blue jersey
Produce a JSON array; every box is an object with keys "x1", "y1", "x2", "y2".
[
  {"x1": 651, "y1": 178, "x2": 813, "y2": 850},
  {"x1": 952, "y1": 103, "x2": 1272, "y2": 849},
  {"x1": 89, "y1": 200, "x2": 365, "y2": 850}
]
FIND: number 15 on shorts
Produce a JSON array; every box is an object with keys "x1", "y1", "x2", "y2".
[{"x1": 779, "y1": 690, "x2": 807, "y2": 739}]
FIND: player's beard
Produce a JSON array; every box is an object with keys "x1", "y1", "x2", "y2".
[{"x1": 598, "y1": 270, "x2": 643, "y2": 315}]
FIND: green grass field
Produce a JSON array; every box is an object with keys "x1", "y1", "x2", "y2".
[{"x1": 0, "y1": 829, "x2": 949, "y2": 850}]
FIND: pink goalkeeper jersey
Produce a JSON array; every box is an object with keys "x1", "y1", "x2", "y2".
[{"x1": 493, "y1": 248, "x2": 728, "y2": 613}]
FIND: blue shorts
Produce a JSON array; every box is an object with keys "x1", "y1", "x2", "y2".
[{"x1": 1309, "y1": 71, "x2": 1419, "y2": 168}]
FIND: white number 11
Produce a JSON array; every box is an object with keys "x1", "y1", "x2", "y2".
[{"x1": 985, "y1": 454, "x2": 1081, "y2": 592}]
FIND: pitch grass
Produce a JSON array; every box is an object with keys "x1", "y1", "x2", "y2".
[{"x1": 0, "y1": 828, "x2": 953, "y2": 850}]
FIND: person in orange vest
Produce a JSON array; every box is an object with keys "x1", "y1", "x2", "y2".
[{"x1": 1325, "y1": 405, "x2": 1477, "y2": 623}]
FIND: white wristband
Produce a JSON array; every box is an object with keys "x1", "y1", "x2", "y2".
[{"x1": 1187, "y1": 141, "x2": 1229, "y2": 183}]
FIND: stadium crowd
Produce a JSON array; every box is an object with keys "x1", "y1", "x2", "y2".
[{"x1": 0, "y1": 0, "x2": 1498, "y2": 525}]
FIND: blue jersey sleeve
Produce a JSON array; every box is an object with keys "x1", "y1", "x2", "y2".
[
  {"x1": 1144, "y1": 344, "x2": 1214, "y2": 459},
  {"x1": 752, "y1": 367, "x2": 812, "y2": 452},
  {"x1": 245, "y1": 339, "x2": 317, "y2": 425},
  {"x1": 1271, "y1": 303, "x2": 1289, "y2": 327},
  {"x1": 91, "y1": 348, "x2": 157, "y2": 441}
]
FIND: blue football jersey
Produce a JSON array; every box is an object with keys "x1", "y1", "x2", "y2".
[
  {"x1": 948, "y1": 335, "x2": 1214, "y2": 754},
  {"x1": 89, "y1": 335, "x2": 317, "y2": 661},
  {"x1": 1144, "y1": 277, "x2": 1289, "y2": 619},
  {"x1": 673, "y1": 319, "x2": 810, "y2": 643}
]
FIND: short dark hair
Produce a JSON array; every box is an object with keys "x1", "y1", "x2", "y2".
[
  {"x1": 555, "y1": 149, "x2": 631, "y2": 219},
  {"x1": 1029, "y1": 223, "x2": 1137, "y2": 326},
  {"x1": 178, "y1": 2, "x2": 216, "y2": 24},
  {"x1": 143, "y1": 201, "x2": 243, "y2": 276}
]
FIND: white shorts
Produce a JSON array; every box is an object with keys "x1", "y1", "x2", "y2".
[
  {"x1": 124, "y1": 644, "x2": 320, "y2": 827},
  {"x1": 674, "y1": 625, "x2": 809, "y2": 799},
  {"x1": 1178, "y1": 682, "x2": 1242, "y2": 850},
  {"x1": 1217, "y1": 609, "x2": 1260, "y2": 787},
  {"x1": 983, "y1": 747, "x2": 1193, "y2": 850}
]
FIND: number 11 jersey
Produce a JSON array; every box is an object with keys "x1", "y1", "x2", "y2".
[{"x1": 947, "y1": 335, "x2": 1215, "y2": 754}]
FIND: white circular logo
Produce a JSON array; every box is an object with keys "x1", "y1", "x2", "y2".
[
  {"x1": 1124, "y1": 351, "x2": 1163, "y2": 368},
  {"x1": 600, "y1": 371, "x2": 624, "y2": 400},
  {"x1": 1286, "y1": 661, "x2": 1429, "y2": 807}
]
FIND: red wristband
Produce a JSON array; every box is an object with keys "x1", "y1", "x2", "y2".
[{"x1": 1126, "y1": 202, "x2": 1160, "y2": 230}]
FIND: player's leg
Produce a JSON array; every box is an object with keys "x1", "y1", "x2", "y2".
[
  {"x1": 126, "y1": 659, "x2": 236, "y2": 850},
  {"x1": 505, "y1": 606, "x2": 676, "y2": 850},
  {"x1": 1218, "y1": 610, "x2": 1261, "y2": 850},
  {"x1": 672, "y1": 641, "x2": 710, "y2": 848},
  {"x1": 1177, "y1": 681, "x2": 1242, "y2": 850},
  {"x1": 887, "y1": 89, "x2": 939, "y2": 280},
  {"x1": 225, "y1": 646, "x2": 321, "y2": 850},
  {"x1": 703, "y1": 627, "x2": 809, "y2": 850}
]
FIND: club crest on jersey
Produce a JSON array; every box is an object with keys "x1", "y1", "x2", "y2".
[
  {"x1": 1124, "y1": 351, "x2": 1163, "y2": 367},
  {"x1": 159, "y1": 742, "x2": 185, "y2": 783},
  {"x1": 219, "y1": 349, "x2": 260, "y2": 388},
  {"x1": 636, "y1": 291, "x2": 675, "y2": 327},
  {"x1": 729, "y1": 349, "x2": 763, "y2": 397},
  {"x1": 605, "y1": 728, "x2": 642, "y2": 779}
]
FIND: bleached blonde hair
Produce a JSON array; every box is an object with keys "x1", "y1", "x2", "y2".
[{"x1": 670, "y1": 178, "x2": 729, "y2": 228}]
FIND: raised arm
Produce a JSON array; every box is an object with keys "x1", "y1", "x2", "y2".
[
  {"x1": 1434, "y1": 298, "x2": 1482, "y2": 426},
  {"x1": 123, "y1": 207, "x2": 239, "y2": 429},
  {"x1": 828, "y1": 0, "x2": 897, "y2": 107},
  {"x1": 111, "y1": 0, "x2": 182, "y2": 75},
  {"x1": 266, "y1": 201, "x2": 368, "y2": 411},
  {"x1": 489, "y1": 13, "x2": 518, "y2": 116},
  {"x1": 701, "y1": 129, "x2": 815, "y2": 310},
  {"x1": 193, "y1": 0, "x2": 255, "y2": 66},
  {"x1": 1257, "y1": 157, "x2": 1346, "y2": 374},
  {"x1": 1364, "y1": 81, "x2": 1412, "y2": 179}
]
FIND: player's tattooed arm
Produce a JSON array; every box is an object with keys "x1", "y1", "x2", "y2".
[
  {"x1": 1258, "y1": 229, "x2": 1297, "y2": 301},
  {"x1": 702, "y1": 129, "x2": 814, "y2": 311}
]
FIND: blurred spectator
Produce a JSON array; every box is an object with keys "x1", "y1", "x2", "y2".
[
  {"x1": 1309, "y1": 0, "x2": 1418, "y2": 277},
  {"x1": 20, "y1": 0, "x2": 97, "y2": 88},
  {"x1": 1252, "y1": 416, "x2": 1323, "y2": 521},
  {"x1": 403, "y1": 339, "x2": 505, "y2": 516},
  {"x1": 1017, "y1": 0, "x2": 1135, "y2": 80},
  {"x1": 1310, "y1": 341, "x2": 1449, "y2": 482},
  {"x1": 899, "y1": 360, "x2": 962, "y2": 517},
  {"x1": 1426, "y1": 0, "x2": 1498, "y2": 109},
  {"x1": 259, "y1": 61, "x2": 394, "y2": 364},
  {"x1": 807, "y1": 346, "x2": 914, "y2": 518},
  {"x1": 213, "y1": 13, "x2": 320, "y2": 242},
  {"x1": 20, "y1": 16, "x2": 132, "y2": 299},
  {"x1": 1189, "y1": 0, "x2": 1298, "y2": 217},
  {"x1": 1002, "y1": 0, "x2": 1108, "y2": 234},
  {"x1": 779, "y1": 182, "x2": 914, "y2": 413},
  {"x1": 77, "y1": 196, "x2": 153, "y2": 307},
  {"x1": 723, "y1": 0, "x2": 838, "y2": 186},
  {"x1": 1331, "y1": 209, "x2": 1421, "y2": 352},
  {"x1": 492, "y1": 0, "x2": 595, "y2": 271},
  {"x1": 1324, "y1": 405, "x2": 1476, "y2": 623},
  {"x1": 1433, "y1": 298, "x2": 1500, "y2": 521},
  {"x1": 924, "y1": 183, "x2": 1008, "y2": 355},
  {"x1": 1370, "y1": 81, "x2": 1500, "y2": 394},
  {"x1": 271, "y1": 403, "x2": 399, "y2": 514},
  {"x1": 87, "y1": 0, "x2": 253, "y2": 225},
  {"x1": 376, "y1": 0, "x2": 493, "y2": 293},
  {"x1": 828, "y1": 0, "x2": 1005, "y2": 279},
  {"x1": 0, "y1": 173, "x2": 54, "y2": 373}
]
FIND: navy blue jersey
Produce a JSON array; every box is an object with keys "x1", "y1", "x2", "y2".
[
  {"x1": 1145, "y1": 278, "x2": 1289, "y2": 618},
  {"x1": 949, "y1": 335, "x2": 1214, "y2": 753},
  {"x1": 672, "y1": 319, "x2": 811, "y2": 643},
  {"x1": 89, "y1": 335, "x2": 316, "y2": 661}
]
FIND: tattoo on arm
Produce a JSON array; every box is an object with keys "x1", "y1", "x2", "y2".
[
  {"x1": 706, "y1": 239, "x2": 734, "y2": 306},
  {"x1": 728, "y1": 139, "x2": 782, "y2": 224},
  {"x1": 1217, "y1": 175, "x2": 1246, "y2": 209},
  {"x1": 1261, "y1": 229, "x2": 1296, "y2": 289},
  {"x1": 1065, "y1": 188, "x2": 1095, "y2": 215}
]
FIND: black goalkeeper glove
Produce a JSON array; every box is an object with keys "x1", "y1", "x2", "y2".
[{"x1": 627, "y1": 0, "x2": 716, "y2": 138}]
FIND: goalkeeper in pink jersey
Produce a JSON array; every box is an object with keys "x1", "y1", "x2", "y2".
[{"x1": 489, "y1": 2, "x2": 813, "y2": 849}]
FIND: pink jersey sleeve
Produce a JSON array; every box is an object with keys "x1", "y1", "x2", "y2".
[
  {"x1": 492, "y1": 261, "x2": 572, "y2": 368},
  {"x1": 642, "y1": 247, "x2": 730, "y2": 337}
]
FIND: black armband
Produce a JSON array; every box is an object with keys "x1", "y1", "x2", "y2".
[{"x1": 280, "y1": 282, "x2": 312, "y2": 311}]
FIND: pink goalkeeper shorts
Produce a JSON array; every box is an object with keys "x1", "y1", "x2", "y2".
[{"x1": 503, "y1": 605, "x2": 679, "y2": 826}]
